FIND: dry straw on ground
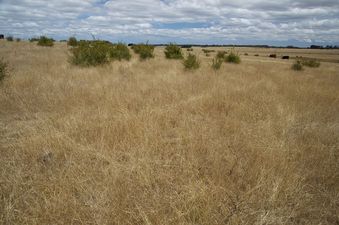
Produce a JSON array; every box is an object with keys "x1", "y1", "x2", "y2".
[{"x1": 0, "y1": 41, "x2": 338, "y2": 224}]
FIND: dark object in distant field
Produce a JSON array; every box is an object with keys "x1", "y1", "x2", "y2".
[
  {"x1": 282, "y1": 56, "x2": 290, "y2": 59},
  {"x1": 0, "y1": 34, "x2": 4, "y2": 39},
  {"x1": 244, "y1": 53, "x2": 249, "y2": 56},
  {"x1": 254, "y1": 54, "x2": 259, "y2": 56},
  {"x1": 269, "y1": 54, "x2": 277, "y2": 58}
]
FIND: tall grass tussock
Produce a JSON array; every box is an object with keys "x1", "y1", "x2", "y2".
[
  {"x1": 183, "y1": 53, "x2": 200, "y2": 70},
  {"x1": 0, "y1": 58, "x2": 8, "y2": 83},
  {"x1": 211, "y1": 56, "x2": 223, "y2": 71}
]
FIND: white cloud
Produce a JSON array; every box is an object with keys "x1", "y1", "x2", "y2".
[{"x1": 0, "y1": 0, "x2": 339, "y2": 45}]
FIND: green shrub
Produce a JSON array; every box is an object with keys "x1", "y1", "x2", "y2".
[
  {"x1": 6, "y1": 36, "x2": 13, "y2": 42},
  {"x1": 292, "y1": 61, "x2": 303, "y2": 71},
  {"x1": 109, "y1": 43, "x2": 131, "y2": 61},
  {"x1": 226, "y1": 51, "x2": 241, "y2": 64},
  {"x1": 0, "y1": 59, "x2": 8, "y2": 83},
  {"x1": 165, "y1": 43, "x2": 183, "y2": 59},
  {"x1": 37, "y1": 36, "x2": 54, "y2": 47},
  {"x1": 216, "y1": 51, "x2": 227, "y2": 60},
  {"x1": 67, "y1": 37, "x2": 78, "y2": 47},
  {"x1": 70, "y1": 40, "x2": 111, "y2": 66},
  {"x1": 301, "y1": 59, "x2": 320, "y2": 68},
  {"x1": 183, "y1": 53, "x2": 200, "y2": 70},
  {"x1": 212, "y1": 57, "x2": 223, "y2": 71},
  {"x1": 132, "y1": 43, "x2": 154, "y2": 60},
  {"x1": 16, "y1": 38, "x2": 21, "y2": 42}
]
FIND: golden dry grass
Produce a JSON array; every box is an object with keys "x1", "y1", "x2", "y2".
[{"x1": 0, "y1": 41, "x2": 339, "y2": 224}]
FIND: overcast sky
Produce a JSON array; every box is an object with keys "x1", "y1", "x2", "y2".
[{"x1": 1, "y1": 0, "x2": 339, "y2": 46}]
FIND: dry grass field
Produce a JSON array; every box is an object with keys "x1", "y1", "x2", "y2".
[{"x1": 0, "y1": 40, "x2": 338, "y2": 224}]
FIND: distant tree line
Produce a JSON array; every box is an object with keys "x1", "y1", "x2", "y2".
[{"x1": 309, "y1": 45, "x2": 339, "y2": 49}]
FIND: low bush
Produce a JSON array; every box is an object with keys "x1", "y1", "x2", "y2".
[
  {"x1": 301, "y1": 59, "x2": 320, "y2": 68},
  {"x1": 67, "y1": 37, "x2": 78, "y2": 47},
  {"x1": 16, "y1": 38, "x2": 21, "y2": 42},
  {"x1": 186, "y1": 48, "x2": 194, "y2": 52},
  {"x1": 132, "y1": 43, "x2": 154, "y2": 60},
  {"x1": 37, "y1": 36, "x2": 54, "y2": 47},
  {"x1": 254, "y1": 54, "x2": 259, "y2": 56},
  {"x1": 292, "y1": 61, "x2": 303, "y2": 71},
  {"x1": 212, "y1": 57, "x2": 223, "y2": 71},
  {"x1": 183, "y1": 53, "x2": 200, "y2": 70},
  {"x1": 0, "y1": 58, "x2": 8, "y2": 83},
  {"x1": 165, "y1": 43, "x2": 183, "y2": 59},
  {"x1": 226, "y1": 51, "x2": 241, "y2": 64},
  {"x1": 244, "y1": 53, "x2": 249, "y2": 56},
  {"x1": 109, "y1": 43, "x2": 131, "y2": 61},
  {"x1": 216, "y1": 51, "x2": 227, "y2": 60},
  {"x1": 70, "y1": 40, "x2": 111, "y2": 66},
  {"x1": 6, "y1": 36, "x2": 13, "y2": 42}
]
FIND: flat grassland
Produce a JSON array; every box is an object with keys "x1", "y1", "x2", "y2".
[{"x1": 1, "y1": 41, "x2": 338, "y2": 224}]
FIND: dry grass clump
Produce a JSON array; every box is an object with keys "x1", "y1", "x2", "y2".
[
  {"x1": 211, "y1": 56, "x2": 223, "y2": 70},
  {"x1": 301, "y1": 58, "x2": 321, "y2": 68},
  {"x1": 0, "y1": 41, "x2": 338, "y2": 225},
  {"x1": 183, "y1": 53, "x2": 200, "y2": 70},
  {"x1": 0, "y1": 58, "x2": 8, "y2": 82},
  {"x1": 292, "y1": 60, "x2": 303, "y2": 71}
]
